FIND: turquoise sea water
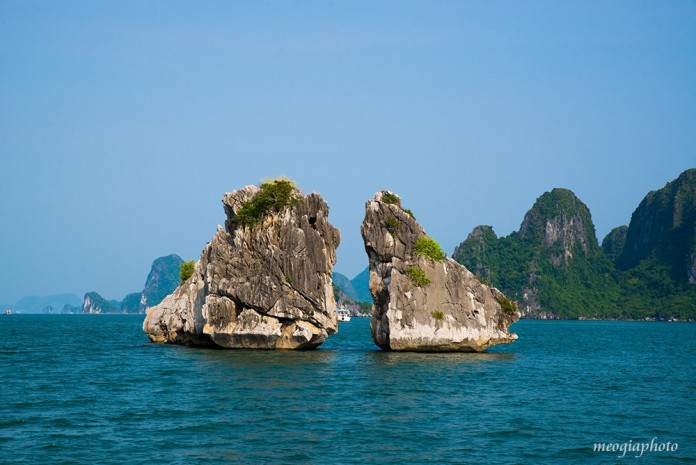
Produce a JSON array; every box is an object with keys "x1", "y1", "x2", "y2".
[{"x1": 1, "y1": 315, "x2": 694, "y2": 464}]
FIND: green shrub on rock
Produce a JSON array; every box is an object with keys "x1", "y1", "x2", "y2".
[
  {"x1": 180, "y1": 260, "x2": 195, "y2": 284},
  {"x1": 382, "y1": 193, "x2": 401, "y2": 205},
  {"x1": 414, "y1": 236, "x2": 446, "y2": 261},
  {"x1": 385, "y1": 216, "x2": 401, "y2": 236},
  {"x1": 404, "y1": 266, "x2": 431, "y2": 287},
  {"x1": 496, "y1": 295, "x2": 518, "y2": 315},
  {"x1": 235, "y1": 178, "x2": 299, "y2": 227}
]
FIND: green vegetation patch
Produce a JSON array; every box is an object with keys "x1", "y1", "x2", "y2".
[
  {"x1": 403, "y1": 208, "x2": 415, "y2": 220},
  {"x1": 180, "y1": 260, "x2": 195, "y2": 284},
  {"x1": 414, "y1": 236, "x2": 446, "y2": 261},
  {"x1": 404, "y1": 266, "x2": 431, "y2": 287},
  {"x1": 385, "y1": 216, "x2": 401, "y2": 236},
  {"x1": 382, "y1": 192, "x2": 401, "y2": 206},
  {"x1": 496, "y1": 295, "x2": 518, "y2": 315},
  {"x1": 431, "y1": 310, "x2": 445, "y2": 320},
  {"x1": 235, "y1": 178, "x2": 299, "y2": 226}
]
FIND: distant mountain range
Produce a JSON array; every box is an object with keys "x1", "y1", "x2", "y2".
[
  {"x1": 333, "y1": 267, "x2": 371, "y2": 304},
  {"x1": 6, "y1": 293, "x2": 83, "y2": 313},
  {"x1": 453, "y1": 168, "x2": 696, "y2": 320},
  {"x1": 81, "y1": 254, "x2": 184, "y2": 314},
  {"x1": 7, "y1": 254, "x2": 184, "y2": 314}
]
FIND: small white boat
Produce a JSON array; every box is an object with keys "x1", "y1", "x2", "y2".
[
  {"x1": 3, "y1": 309, "x2": 12, "y2": 315},
  {"x1": 337, "y1": 308, "x2": 351, "y2": 322}
]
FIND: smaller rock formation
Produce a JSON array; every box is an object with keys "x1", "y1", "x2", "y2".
[
  {"x1": 143, "y1": 179, "x2": 341, "y2": 349},
  {"x1": 81, "y1": 292, "x2": 119, "y2": 314},
  {"x1": 138, "y1": 254, "x2": 184, "y2": 312},
  {"x1": 361, "y1": 191, "x2": 519, "y2": 352}
]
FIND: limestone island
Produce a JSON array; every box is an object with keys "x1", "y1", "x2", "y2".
[
  {"x1": 143, "y1": 179, "x2": 340, "y2": 349},
  {"x1": 361, "y1": 190, "x2": 520, "y2": 352}
]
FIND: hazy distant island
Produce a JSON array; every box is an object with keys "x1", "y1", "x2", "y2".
[{"x1": 5, "y1": 254, "x2": 184, "y2": 315}]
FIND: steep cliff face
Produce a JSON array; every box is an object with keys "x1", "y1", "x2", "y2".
[
  {"x1": 617, "y1": 169, "x2": 696, "y2": 284},
  {"x1": 361, "y1": 191, "x2": 519, "y2": 352},
  {"x1": 601, "y1": 226, "x2": 628, "y2": 263},
  {"x1": 453, "y1": 188, "x2": 619, "y2": 319},
  {"x1": 519, "y1": 188, "x2": 599, "y2": 264},
  {"x1": 139, "y1": 254, "x2": 183, "y2": 312},
  {"x1": 143, "y1": 180, "x2": 340, "y2": 349}
]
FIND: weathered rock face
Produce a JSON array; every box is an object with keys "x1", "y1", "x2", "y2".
[
  {"x1": 361, "y1": 191, "x2": 519, "y2": 352},
  {"x1": 143, "y1": 182, "x2": 341, "y2": 349},
  {"x1": 519, "y1": 188, "x2": 599, "y2": 265}
]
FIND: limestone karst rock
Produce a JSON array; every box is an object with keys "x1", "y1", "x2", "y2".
[
  {"x1": 361, "y1": 190, "x2": 519, "y2": 352},
  {"x1": 143, "y1": 179, "x2": 341, "y2": 349}
]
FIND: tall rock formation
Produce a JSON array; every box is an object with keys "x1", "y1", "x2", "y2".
[
  {"x1": 361, "y1": 190, "x2": 519, "y2": 352},
  {"x1": 617, "y1": 168, "x2": 696, "y2": 284},
  {"x1": 143, "y1": 179, "x2": 341, "y2": 349},
  {"x1": 519, "y1": 188, "x2": 599, "y2": 265},
  {"x1": 138, "y1": 254, "x2": 184, "y2": 312},
  {"x1": 453, "y1": 188, "x2": 620, "y2": 319},
  {"x1": 608, "y1": 169, "x2": 696, "y2": 318}
]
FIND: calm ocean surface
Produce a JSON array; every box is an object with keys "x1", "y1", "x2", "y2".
[{"x1": 0, "y1": 315, "x2": 694, "y2": 464}]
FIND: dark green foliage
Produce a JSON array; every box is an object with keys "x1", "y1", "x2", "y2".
[
  {"x1": 284, "y1": 274, "x2": 293, "y2": 284},
  {"x1": 382, "y1": 192, "x2": 401, "y2": 205},
  {"x1": 235, "y1": 178, "x2": 299, "y2": 226},
  {"x1": 602, "y1": 226, "x2": 628, "y2": 263},
  {"x1": 403, "y1": 208, "x2": 415, "y2": 219},
  {"x1": 431, "y1": 310, "x2": 445, "y2": 320},
  {"x1": 414, "y1": 236, "x2": 446, "y2": 261},
  {"x1": 180, "y1": 260, "x2": 195, "y2": 284},
  {"x1": 496, "y1": 295, "x2": 518, "y2": 315},
  {"x1": 404, "y1": 266, "x2": 431, "y2": 287},
  {"x1": 385, "y1": 216, "x2": 401, "y2": 236},
  {"x1": 454, "y1": 172, "x2": 696, "y2": 320},
  {"x1": 121, "y1": 293, "x2": 141, "y2": 314},
  {"x1": 455, "y1": 224, "x2": 623, "y2": 319},
  {"x1": 617, "y1": 169, "x2": 696, "y2": 282},
  {"x1": 359, "y1": 301, "x2": 372, "y2": 313}
]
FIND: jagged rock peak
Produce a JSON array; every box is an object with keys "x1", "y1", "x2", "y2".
[
  {"x1": 143, "y1": 179, "x2": 341, "y2": 349},
  {"x1": 617, "y1": 168, "x2": 696, "y2": 283},
  {"x1": 361, "y1": 190, "x2": 519, "y2": 352},
  {"x1": 601, "y1": 226, "x2": 628, "y2": 263},
  {"x1": 467, "y1": 225, "x2": 497, "y2": 241},
  {"x1": 519, "y1": 188, "x2": 598, "y2": 263}
]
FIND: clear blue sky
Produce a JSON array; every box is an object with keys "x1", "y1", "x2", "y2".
[{"x1": 1, "y1": 1, "x2": 694, "y2": 304}]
